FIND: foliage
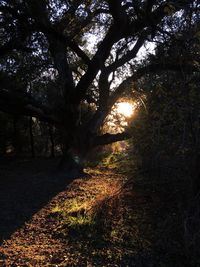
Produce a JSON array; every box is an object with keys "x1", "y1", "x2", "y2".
[
  {"x1": 0, "y1": 0, "x2": 199, "y2": 165},
  {"x1": 128, "y1": 26, "x2": 200, "y2": 264}
]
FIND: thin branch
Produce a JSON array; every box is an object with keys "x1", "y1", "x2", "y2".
[
  {"x1": 105, "y1": 34, "x2": 146, "y2": 73},
  {"x1": 39, "y1": 26, "x2": 91, "y2": 65},
  {"x1": 109, "y1": 62, "x2": 200, "y2": 106},
  {"x1": 75, "y1": 1, "x2": 189, "y2": 104},
  {"x1": 126, "y1": 0, "x2": 190, "y2": 37},
  {"x1": 88, "y1": 61, "x2": 199, "y2": 134}
]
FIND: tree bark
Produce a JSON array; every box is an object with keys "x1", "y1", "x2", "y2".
[
  {"x1": 49, "y1": 125, "x2": 55, "y2": 158},
  {"x1": 58, "y1": 147, "x2": 85, "y2": 177},
  {"x1": 29, "y1": 116, "x2": 35, "y2": 158},
  {"x1": 192, "y1": 152, "x2": 200, "y2": 196},
  {"x1": 13, "y1": 116, "x2": 19, "y2": 155}
]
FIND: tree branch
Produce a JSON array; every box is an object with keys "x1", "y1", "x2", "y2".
[
  {"x1": 109, "y1": 62, "x2": 200, "y2": 106},
  {"x1": 28, "y1": 0, "x2": 90, "y2": 65},
  {"x1": 107, "y1": 0, "x2": 128, "y2": 27},
  {"x1": 126, "y1": 1, "x2": 190, "y2": 37},
  {"x1": 75, "y1": 24, "x2": 123, "y2": 103},
  {"x1": 93, "y1": 132, "x2": 131, "y2": 146},
  {"x1": 88, "y1": 61, "x2": 199, "y2": 134},
  {"x1": 75, "y1": 1, "x2": 190, "y2": 104},
  {"x1": 105, "y1": 34, "x2": 146, "y2": 73},
  {"x1": 45, "y1": 27, "x2": 91, "y2": 65},
  {"x1": 0, "y1": 89, "x2": 59, "y2": 125},
  {"x1": 0, "y1": 41, "x2": 34, "y2": 56}
]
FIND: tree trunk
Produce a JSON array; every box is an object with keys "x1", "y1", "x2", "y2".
[
  {"x1": 13, "y1": 116, "x2": 18, "y2": 155},
  {"x1": 57, "y1": 126, "x2": 90, "y2": 177},
  {"x1": 58, "y1": 148, "x2": 86, "y2": 177},
  {"x1": 49, "y1": 125, "x2": 55, "y2": 158},
  {"x1": 192, "y1": 152, "x2": 200, "y2": 196},
  {"x1": 29, "y1": 116, "x2": 35, "y2": 158}
]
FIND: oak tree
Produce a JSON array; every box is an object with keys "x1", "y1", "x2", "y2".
[{"x1": 0, "y1": 0, "x2": 199, "y2": 173}]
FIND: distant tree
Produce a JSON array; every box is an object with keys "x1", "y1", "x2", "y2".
[{"x1": 0, "y1": 0, "x2": 199, "y2": 173}]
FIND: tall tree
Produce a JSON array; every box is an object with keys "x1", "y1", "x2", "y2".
[{"x1": 0, "y1": 0, "x2": 199, "y2": 172}]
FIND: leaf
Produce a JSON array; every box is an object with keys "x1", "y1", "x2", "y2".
[
  {"x1": 193, "y1": 60, "x2": 200, "y2": 67},
  {"x1": 195, "y1": 31, "x2": 200, "y2": 39},
  {"x1": 164, "y1": 3, "x2": 176, "y2": 15}
]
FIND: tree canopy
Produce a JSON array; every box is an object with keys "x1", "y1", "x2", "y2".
[{"x1": 0, "y1": 0, "x2": 199, "y2": 167}]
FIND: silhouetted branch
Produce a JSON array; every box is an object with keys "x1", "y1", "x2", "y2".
[{"x1": 93, "y1": 132, "x2": 131, "y2": 146}]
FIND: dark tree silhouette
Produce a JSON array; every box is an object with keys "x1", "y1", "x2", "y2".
[{"x1": 0, "y1": 0, "x2": 199, "y2": 172}]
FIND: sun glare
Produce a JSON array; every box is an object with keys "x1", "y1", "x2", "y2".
[{"x1": 116, "y1": 102, "x2": 134, "y2": 117}]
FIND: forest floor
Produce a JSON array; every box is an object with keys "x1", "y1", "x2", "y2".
[{"x1": 0, "y1": 156, "x2": 192, "y2": 267}]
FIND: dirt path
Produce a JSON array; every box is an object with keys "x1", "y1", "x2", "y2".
[
  {"x1": 0, "y1": 163, "x2": 138, "y2": 266},
  {"x1": 0, "y1": 158, "x2": 74, "y2": 244},
  {"x1": 0, "y1": 158, "x2": 154, "y2": 266},
  {"x1": 0, "y1": 158, "x2": 187, "y2": 267}
]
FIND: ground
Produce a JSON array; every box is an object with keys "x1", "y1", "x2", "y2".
[{"x1": 0, "y1": 156, "x2": 193, "y2": 266}]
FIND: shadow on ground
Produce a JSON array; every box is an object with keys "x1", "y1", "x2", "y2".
[{"x1": 0, "y1": 157, "x2": 72, "y2": 244}]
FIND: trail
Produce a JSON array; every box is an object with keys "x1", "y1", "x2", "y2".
[
  {"x1": 0, "y1": 158, "x2": 73, "y2": 244},
  {"x1": 0, "y1": 158, "x2": 186, "y2": 267},
  {"x1": 0, "y1": 159, "x2": 154, "y2": 267}
]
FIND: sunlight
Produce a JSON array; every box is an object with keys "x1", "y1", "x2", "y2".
[
  {"x1": 104, "y1": 100, "x2": 136, "y2": 134},
  {"x1": 116, "y1": 102, "x2": 134, "y2": 118}
]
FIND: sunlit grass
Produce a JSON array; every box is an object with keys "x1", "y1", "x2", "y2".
[
  {"x1": 49, "y1": 166, "x2": 151, "y2": 265},
  {"x1": 50, "y1": 170, "x2": 123, "y2": 232},
  {"x1": 63, "y1": 214, "x2": 95, "y2": 228},
  {"x1": 51, "y1": 205, "x2": 63, "y2": 214}
]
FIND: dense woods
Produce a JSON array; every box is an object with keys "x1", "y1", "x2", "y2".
[{"x1": 0, "y1": 0, "x2": 200, "y2": 266}]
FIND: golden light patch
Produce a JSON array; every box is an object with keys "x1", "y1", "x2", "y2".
[{"x1": 116, "y1": 102, "x2": 134, "y2": 117}]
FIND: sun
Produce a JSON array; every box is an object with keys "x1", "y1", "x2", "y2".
[{"x1": 116, "y1": 102, "x2": 134, "y2": 117}]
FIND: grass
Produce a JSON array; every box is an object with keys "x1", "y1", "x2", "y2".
[
  {"x1": 1, "y1": 154, "x2": 199, "y2": 266},
  {"x1": 51, "y1": 152, "x2": 199, "y2": 266},
  {"x1": 47, "y1": 162, "x2": 155, "y2": 266}
]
